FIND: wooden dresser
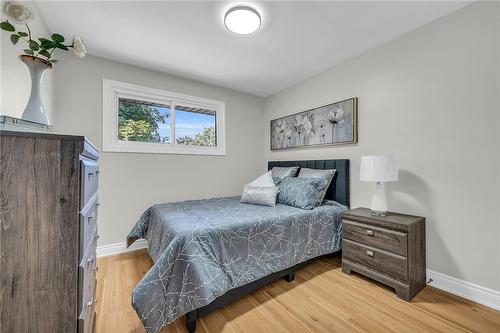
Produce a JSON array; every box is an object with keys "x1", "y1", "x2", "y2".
[
  {"x1": 0, "y1": 131, "x2": 99, "y2": 332},
  {"x1": 341, "y1": 207, "x2": 426, "y2": 301}
]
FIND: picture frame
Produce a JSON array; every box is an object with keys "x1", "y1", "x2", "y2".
[{"x1": 270, "y1": 97, "x2": 358, "y2": 150}]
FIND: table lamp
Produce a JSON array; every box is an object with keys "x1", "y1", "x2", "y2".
[{"x1": 360, "y1": 155, "x2": 398, "y2": 216}]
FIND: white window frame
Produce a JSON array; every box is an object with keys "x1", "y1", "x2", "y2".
[{"x1": 103, "y1": 79, "x2": 226, "y2": 155}]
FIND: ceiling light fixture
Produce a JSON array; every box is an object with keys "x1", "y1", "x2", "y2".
[{"x1": 224, "y1": 5, "x2": 261, "y2": 35}]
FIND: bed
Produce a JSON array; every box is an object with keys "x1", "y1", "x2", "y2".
[{"x1": 126, "y1": 159, "x2": 350, "y2": 333}]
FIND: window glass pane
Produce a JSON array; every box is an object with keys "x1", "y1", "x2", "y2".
[
  {"x1": 118, "y1": 98, "x2": 171, "y2": 143},
  {"x1": 175, "y1": 105, "x2": 216, "y2": 147}
]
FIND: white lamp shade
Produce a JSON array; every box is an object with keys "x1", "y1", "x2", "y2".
[{"x1": 360, "y1": 155, "x2": 398, "y2": 182}]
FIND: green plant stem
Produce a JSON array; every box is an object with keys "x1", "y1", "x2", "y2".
[
  {"x1": 25, "y1": 24, "x2": 31, "y2": 41},
  {"x1": 17, "y1": 26, "x2": 30, "y2": 45},
  {"x1": 47, "y1": 47, "x2": 56, "y2": 61},
  {"x1": 24, "y1": 24, "x2": 35, "y2": 59}
]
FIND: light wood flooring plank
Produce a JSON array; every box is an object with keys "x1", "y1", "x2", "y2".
[{"x1": 95, "y1": 250, "x2": 500, "y2": 333}]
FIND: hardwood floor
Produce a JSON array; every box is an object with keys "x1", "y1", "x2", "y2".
[{"x1": 96, "y1": 250, "x2": 500, "y2": 333}]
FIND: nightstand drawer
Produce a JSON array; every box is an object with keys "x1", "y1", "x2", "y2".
[
  {"x1": 343, "y1": 239, "x2": 408, "y2": 281},
  {"x1": 343, "y1": 220, "x2": 407, "y2": 256}
]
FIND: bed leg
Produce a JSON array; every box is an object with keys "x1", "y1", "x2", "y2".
[
  {"x1": 186, "y1": 310, "x2": 197, "y2": 333},
  {"x1": 285, "y1": 271, "x2": 295, "y2": 282}
]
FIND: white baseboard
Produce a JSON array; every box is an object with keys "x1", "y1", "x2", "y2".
[
  {"x1": 427, "y1": 269, "x2": 500, "y2": 311},
  {"x1": 96, "y1": 239, "x2": 148, "y2": 258},
  {"x1": 96, "y1": 241, "x2": 500, "y2": 311}
]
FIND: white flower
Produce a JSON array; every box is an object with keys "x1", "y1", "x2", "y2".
[
  {"x1": 3, "y1": 1, "x2": 34, "y2": 24},
  {"x1": 303, "y1": 118, "x2": 312, "y2": 136},
  {"x1": 294, "y1": 115, "x2": 302, "y2": 127},
  {"x1": 293, "y1": 114, "x2": 312, "y2": 136},
  {"x1": 72, "y1": 36, "x2": 87, "y2": 59},
  {"x1": 328, "y1": 107, "x2": 344, "y2": 125},
  {"x1": 274, "y1": 120, "x2": 286, "y2": 135}
]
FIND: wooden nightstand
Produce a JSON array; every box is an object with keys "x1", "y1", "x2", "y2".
[{"x1": 341, "y1": 207, "x2": 426, "y2": 301}]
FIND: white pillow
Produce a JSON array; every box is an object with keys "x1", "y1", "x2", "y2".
[
  {"x1": 271, "y1": 166, "x2": 300, "y2": 179},
  {"x1": 248, "y1": 171, "x2": 275, "y2": 187},
  {"x1": 240, "y1": 171, "x2": 278, "y2": 207},
  {"x1": 241, "y1": 185, "x2": 279, "y2": 207}
]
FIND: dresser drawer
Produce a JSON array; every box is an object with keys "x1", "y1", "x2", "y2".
[
  {"x1": 78, "y1": 286, "x2": 96, "y2": 333},
  {"x1": 81, "y1": 159, "x2": 99, "y2": 208},
  {"x1": 79, "y1": 225, "x2": 98, "y2": 274},
  {"x1": 343, "y1": 239, "x2": 408, "y2": 281},
  {"x1": 343, "y1": 219, "x2": 407, "y2": 256},
  {"x1": 79, "y1": 194, "x2": 99, "y2": 257},
  {"x1": 79, "y1": 267, "x2": 97, "y2": 323},
  {"x1": 79, "y1": 232, "x2": 97, "y2": 323}
]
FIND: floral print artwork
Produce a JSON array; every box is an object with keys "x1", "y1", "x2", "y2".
[{"x1": 271, "y1": 98, "x2": 357, "y2": 149}]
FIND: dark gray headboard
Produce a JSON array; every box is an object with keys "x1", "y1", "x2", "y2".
[{"x1": 268, "y1": 159, "x2": 350, "y2": 207}]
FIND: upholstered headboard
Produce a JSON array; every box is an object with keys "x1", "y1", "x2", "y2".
[{"x1": 268, "y1": 159, "x2": 350, "y2": 207}]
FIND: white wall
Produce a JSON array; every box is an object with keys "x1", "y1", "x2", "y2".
[
  {"x1": 0, "y1": 2, "x2": 53, "y2": 122},
  {"x1": 264, "y1": 2, "x2": 500, "y2": 291},
  {"x1": 52, "y1": 54, "x2": 265, "y2": 246}
]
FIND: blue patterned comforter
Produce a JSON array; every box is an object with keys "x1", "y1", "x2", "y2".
[{"x1": 126, "y1": 196, "x2": 345, "y2": 333}]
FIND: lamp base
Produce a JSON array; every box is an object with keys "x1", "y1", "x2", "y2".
[{"x1": 370, "y1": 181, "x2": 388, "y2": 215}]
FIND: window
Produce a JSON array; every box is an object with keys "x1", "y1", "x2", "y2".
[
  {"x1": 118, "y1": 98, "x2": 171, "y2": 144},
  {"x1": 103, "y1": 79, "x2": 225, "y2": 155},
  {"x1": 174, "y1": 105, "x2": 216, "y2": 147}
]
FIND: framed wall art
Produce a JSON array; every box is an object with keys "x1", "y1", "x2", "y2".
[{"x1": 270, "y1": 97, "x2": 358, "y2": 150}]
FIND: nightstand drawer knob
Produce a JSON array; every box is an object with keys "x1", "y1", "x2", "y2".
[
  {"x1": 366, "y1": 250, "x2": 374, "y2": 257},
  {"x1": 366, "y1": 230, "x2": 374, "y2": 236}
]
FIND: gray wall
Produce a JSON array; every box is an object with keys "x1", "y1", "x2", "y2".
[
  {"x1": 263, "y1": 2, "x2": 500, "y2": 291},
  {"x1": 52, "y1": 54, "x2": 265, "y2": 247},
  {"x1": 1, "y1": 2, "x2": 53, "y2": 122}
]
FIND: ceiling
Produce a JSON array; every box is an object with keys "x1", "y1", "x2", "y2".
[{"x1": 37, "y1": 1, "x2": 470, "y2": 97}]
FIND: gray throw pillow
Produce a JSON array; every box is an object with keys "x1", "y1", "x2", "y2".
[
  {"x1": 272, "y1": 177, "x2": 282, "y2": 186},
  {"x1": 241, "y1": 185, "x2": 279, "y2": 207},
  {"x1": 277, "y1": 177, "x2": 328, "y2": 209},
  {"x1": 271, "y1": 166, "x2": 300, "y2": 179},
  {"x1": 297, "y1": 168, "x2": 336, "y2": 203}
]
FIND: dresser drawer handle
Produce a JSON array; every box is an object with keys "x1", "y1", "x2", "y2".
[
  {"x1": 86, "y1": 299, "x2": 98, "y2": 307},
  {"x1": 87, "y1": 256, "x2": 95, "y2": 265},
  {"x1": 94, "y1": 234, "x2": 100, "y2": 240},
  {"x1": 366, "y1": 250, "x2": 374, "y2": 257},
  {"x1": 366, "y1": 230, "x2": 374, "y2": 236}
]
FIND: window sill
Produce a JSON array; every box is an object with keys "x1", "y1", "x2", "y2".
[{"x1": 103, "y1": 141, "x2": 226, "y2": 156}]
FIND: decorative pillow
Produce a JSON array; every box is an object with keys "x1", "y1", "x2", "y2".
[
  {"x1": 241, "y1": 171, "x2": 279, "y2": 207},
  {"x1": 271, "y1": 166, "x2": 300, "y2": 179},
  {"x1": 277, "y1": 177, "x2": 328, "y2": 210},
  {"x1": 297, "y1": 168, "x2": 336, "y2": 203},
  {"x1": 241, "y1": 185, "x2": 279, "y2": 207},
  {"x1": 272, "y1": 177, "x2": 282, "y2": 186},
  {"x1": 248, "y1": 170, "x2": 275, "y2": 187}
]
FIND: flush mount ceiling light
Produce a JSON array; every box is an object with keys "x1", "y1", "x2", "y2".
[
  {"x1": 224, "y1": 6, "x2": 261, "y2": 35},
  {"x1": 2, "y1": 1, "x2": 35, "y2": 23}
]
